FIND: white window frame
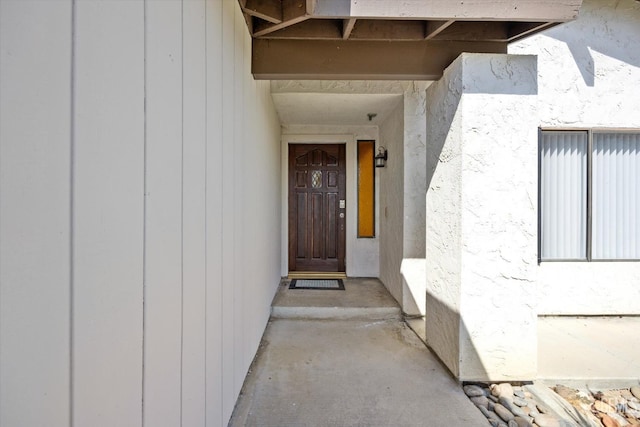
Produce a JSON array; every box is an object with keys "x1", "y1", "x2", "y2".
[{"x1": 539, "y1": 128, "x2": 640, "y2": 262}]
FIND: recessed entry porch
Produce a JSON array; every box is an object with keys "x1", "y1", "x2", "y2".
[{"x1": 269, "y1": 54, "x2": 640, "y2": 387}]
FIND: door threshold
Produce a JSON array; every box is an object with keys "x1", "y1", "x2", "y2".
[{"x1": 288, "y1": 272, "x2": 347, "y2": 279}]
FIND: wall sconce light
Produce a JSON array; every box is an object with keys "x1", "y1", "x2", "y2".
[{"x1": 375, "y1": 146, "x2": 388, "y2": 168}]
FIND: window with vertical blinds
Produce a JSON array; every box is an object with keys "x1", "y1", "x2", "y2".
[
  {"x1": 592, "y1": 133, "x2": 640, "y2": 259},
  {"x1": 540, "y1": 131, "x2": 587, "y2": 260},
  {"x1": 540, "y1": 130, "x2": 640, "y2": 261}
]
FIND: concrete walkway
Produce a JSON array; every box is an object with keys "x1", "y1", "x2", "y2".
[{"x1": 229, "y1": 278, "x2": 489, "y2": 426}]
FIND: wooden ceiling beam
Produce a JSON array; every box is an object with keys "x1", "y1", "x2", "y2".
[
  {"x1": 507, "y1": 21, "x2": 558, "y2": 42},
  {"x1": 264, "y1": 20, "x2": 343, "y2": 40},
  {"x1": 342, "y1": 18, "x2": 357, "y2": 39},
  {"x1": 348, "y1": 20, "x2": 426, "y2": 41},
  {"x1": 425, "y1": 20, "x2": 454, "y2": 39},
  {"x1": 242, "y1": 0, "x2": 282, "y2": 24},
  {"x1": 253, "y1": 0, "x2": 309, "y2": 37},
  {"x1": 252, "y1": 39, "x2": 507, "y2": 80},
  {"x1": 310, "y1": 0, "x2": 582, "y2": 22},
  {"x1": 430, "y1": 21, "x2": 509, "y2": 42}
]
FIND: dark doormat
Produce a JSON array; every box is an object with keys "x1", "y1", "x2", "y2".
[{"x1": 289, "y1": 279, "x2": 345, "y2": 290}]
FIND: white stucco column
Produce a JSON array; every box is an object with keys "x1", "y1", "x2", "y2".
[{"x1": 426, "y1": 53, "x2": 539, "y2": 381}]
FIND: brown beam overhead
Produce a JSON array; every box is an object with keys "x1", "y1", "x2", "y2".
[
  {"x1": 238, "y1": 0, "x2": 583, "y2": 80},
  {"x1": 242, "y1": 0, "x2": 282, "y2": 24},
  {"x1": 348, "y1": 20, "x2": 426, "y2": 41},
  {"x1": 425, "y1": 20, "x2": 455, "y2": 39},
  {"x1": 310, "y1": 0, "x2": 582, "y2": 22},
  {"x1": 342, "y1": 18, "x2": 357, "y2": 39},
  {"x1": 507, "y1": 21, "x2": 559, "y2": 42},
  {"x1": 430, "y1": 21, "x2": 509, "y2": 42},
  {"x1": 253, "y1": 0, "x2": 309, "y2": 37},
  {"x1": 266, "y1": 20, "x2": 343, "y2": 40},
  {"x1": 252, "y1": 39, "x2": 507, "y2": 80}
]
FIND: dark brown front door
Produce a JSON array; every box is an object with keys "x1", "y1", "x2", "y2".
[{"x1": 288, "y1": 144, "x2": 346, "y2": 272}]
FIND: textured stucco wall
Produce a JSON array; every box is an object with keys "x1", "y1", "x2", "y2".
[
  {"x1": 426, "y1": 54, "x2": 539, "y2": 380},
  {"x1": 510, "y1": 0, "x2": 640, "y2": 315},
  {"x1": 403, "y1": 83, "x2": 429, "y2": 258},
  {"x1": 401, "y1": 83, "x2": 430, "y2": 316},
  {"x1": 0, "y1": 1, "x2": 282, "y2": 426},
  {"x1": 379, "y1": 102, "x2": 405, "y2": 304},
  {"x1": 281, "y1": 125, "x2": 380, "y2": 278},
  {"x1": 458, "y1": 54, "x2": 539, "y2": 381},
  {"x1": 425, "y1": 58, "x2": 464, "y2": 377}
]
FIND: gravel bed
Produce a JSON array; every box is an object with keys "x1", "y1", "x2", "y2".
[
  {"x1": 464, "y1": 383, "x2": 640, "y2": 427},
  {"x1": 551, "y1": 384, "x2": 640, "y2": 427}
]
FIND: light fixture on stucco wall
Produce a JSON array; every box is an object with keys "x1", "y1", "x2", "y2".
[{"x1": 375, "y1": 146, "x2": 388, "y2": 168}]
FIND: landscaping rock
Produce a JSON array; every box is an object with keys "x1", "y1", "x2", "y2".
[
  {"x1": 534, "y1": 413, "x2": 561, "y2": 427},
  {"x1": 494, "y1": 403, "x2": 515, "y2": 422},
  {"x1": 514, "y1": 390, "x2": 526, "y2": 399},
  {"x1": 464, "y1": 384, "x2": 486, "y2": 397},
  {"x1": 500, "y1": 396, "x2": 529, "y2": 419},
  {"x1": 626, "y1": 408, "x2": 640, "y2": 418},
  {"x1": 470, "y1": 395, "x2": 489, "y2": 409},
  {"x1": 631, "y1": 387, "x2": 640, "y2": 400},
  {"x1": 508, "y1": 420, "x2": 519, "y2": 427},
  {"x1": 513, "y1": 416, "x2": 533, "y2": 427},
  {"x1": 537, "y1": 403, "x2": 550, "y2": 414},
  {"x1": 601, "y1": 414, "x2": 621, "y2": 427},
  {"x1": 514, "y1": 397, "x2": 528, "y2": 407},
  {"x1": 554, "y1": 385, "x2": 577, "y2": 401},
  {"x1": 594, "y1": 400, "x2": 616, "y2": 414},
  {"x1": 493, "y1": 383, "x2": 515, "y2": 399},
  {"x1": 628, "y1": 400, "x2": 640, "y2": 411},
  {"x1": 479, "y1": 405, "x2": 502, "y2": 425},
  {"x1": 608, "y1": 412, "x2": 630, "y2": 426}
]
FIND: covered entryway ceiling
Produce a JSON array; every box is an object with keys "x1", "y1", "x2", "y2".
[{"x1": 238, "y1": 0, "x2": 583, "y2": 80}]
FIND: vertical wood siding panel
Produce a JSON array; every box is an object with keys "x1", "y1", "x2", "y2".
[
  {"x1": 0, "y1": 2, "x2": 72, "y2": 426},
  {"x1": 221, "y1": 0, "x2": 236, "y2": 421},
  {"x1": 143, "y1": 1, "x2": 183, "y2": 426},
  {"x1": 205, "y1": 0, "x2": 224, "y2": 424},
  {"x1": 244, "y1": 31, "x2": 258, "y2": 359},
  {"x1": 182, "y1": 0, "x2": 207, "y2": 425},
  {"x1": 72, "y1": 1, "x2": 144, "y2": 425},
  {"x1": 233, "y1": 3, "x2": 247, "y2": 396}
]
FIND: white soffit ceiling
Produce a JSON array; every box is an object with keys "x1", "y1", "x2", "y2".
[{"x1": 271, "y1": 92, "x2": 403, "y2": 126}]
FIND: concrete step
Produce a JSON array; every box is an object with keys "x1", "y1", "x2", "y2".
[{"x1": 271, "y1": 277, "x2": 402, "y2": 321}]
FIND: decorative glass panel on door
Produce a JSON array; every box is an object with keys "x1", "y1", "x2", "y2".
[{"x1": 311, "y1": 170, "x2": 322, "y2": 188}]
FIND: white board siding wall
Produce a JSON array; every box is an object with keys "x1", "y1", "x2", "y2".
[
  {"x1": 510, "y1": 0, "x2": 640, "y2": 315},
  {"x1": 0, "y1": 1, "x2": 281, "y2": 426},
  {"x1": 0, "y1": 1, "x2": 72, "y2": 426}
]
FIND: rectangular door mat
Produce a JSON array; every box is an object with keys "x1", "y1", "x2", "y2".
[{"x1": 289, "y1": 279, "x2": 345, "y2": 290}]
